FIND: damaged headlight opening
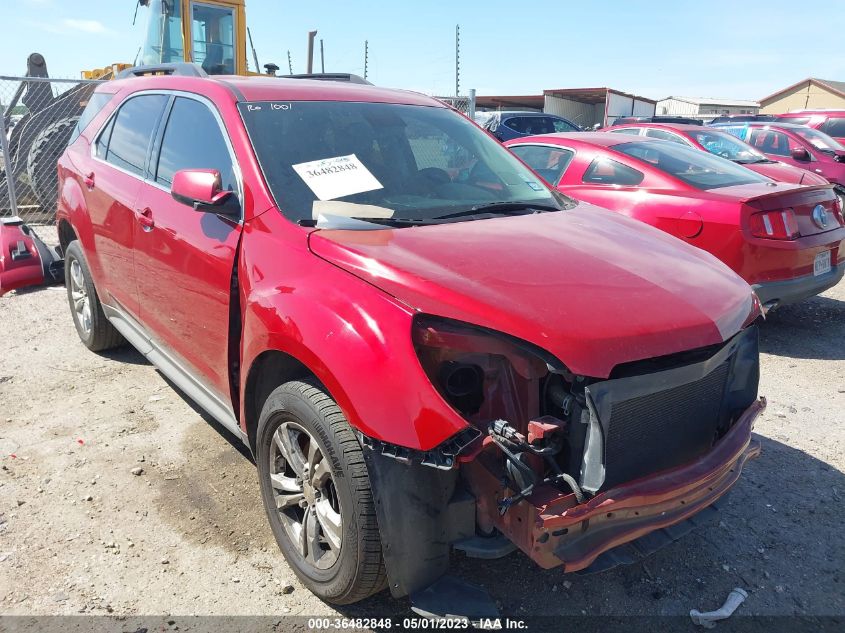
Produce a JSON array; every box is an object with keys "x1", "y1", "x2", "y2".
[{"x1": 411, "y1": 315, "x2": 761, "y2": 512}]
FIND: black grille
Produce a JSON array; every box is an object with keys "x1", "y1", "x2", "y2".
[{"x1": 602, "y1": 361, "x2": 730, "y2": 489}]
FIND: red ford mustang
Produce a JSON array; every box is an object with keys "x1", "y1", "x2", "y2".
[
  {"x1": 602, "y1": 122, "x2": 828, "y2": 186},
  {"x1": 506, "y1": 133, "x2": 845, "y2": 308}
]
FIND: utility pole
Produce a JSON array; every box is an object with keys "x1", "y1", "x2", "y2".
[
  {"x1": 306, "y1": 30, "x2": 318, "y2": 74},
  {"x1": 364, "y1": 40, "x2": 369, "y2": 81},
  {"x1": 287, "y1": 50, "x2": 293, "y2": 75},
  {"x1": 320, "y1": 39, "x2": 325, "y2": 73},
  {"x1": 455, "y1": 24, "x2": 461, "y2": 96}
]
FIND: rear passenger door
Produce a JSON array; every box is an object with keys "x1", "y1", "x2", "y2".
[
  {"x1": 134, "y1": 94, "x2": 243, "y2": 400},
  {"x1": 86, "y1": 93, "x2": 169, "y2": 317}
]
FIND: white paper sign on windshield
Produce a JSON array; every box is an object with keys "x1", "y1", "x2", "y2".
[{"x1": 292, "y1": 154, "x2": 384, "y2": 201}]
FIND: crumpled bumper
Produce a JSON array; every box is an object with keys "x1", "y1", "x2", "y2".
[{"x1": 466, "y1": 398, "x2": 764, "y2": 571}]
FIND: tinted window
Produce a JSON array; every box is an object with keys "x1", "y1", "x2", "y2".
[
  {"x1": 776, "y1": 116, "x2": 810, "y2": 125},
  {"x1": 609, "y1": 128, "x2": 641, "y2": 136},
  {"x1": 748, "y1": 129, "x2": 791, "y2": 156},
  {"x1": 644, "y1": 128, "x2": 687, "y2": 144},
  {"x1": 552, "y1": 118, "x2": 578, "y2": 133},
  {"x1": 615, "y1": 141, "x2": 768, "y2": 189},
  {"x1": 510, "y1": 145, "x2": 575, "y2": 185},
  {"x1": 238, "y1": 101, "x2": 558, "y2": 224},
  {"x1": 822, "y1": 117, "x2": 845, "y2": 138},
  {"x1": 504, "y1": 116, "x2": 560, "y2": 135},
  {"x1": 69, "y1": 91, "x2": 113, "y2": 145},
  {"x1": 583, "y1": 157, "x2": 644, "y2": 186},
  {"x1": 95, "y1": 116, "x2": 115, "y2": 159},
  {"x1": 155, "y1": 97, "x2": 236, "y2": 191},
  {"x1": 104, "y1": 95, "x2": 168, "y2": 175}
]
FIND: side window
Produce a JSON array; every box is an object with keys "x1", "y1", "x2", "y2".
[
  {"x1": 583, "y1": 157, "x2": 644, "y2": 186},
  {"x1": 748, "y1": 129, "x2": 790, "y2": 156},
  {"x1": 552, "y1": 118, "x2": 578, "y2": 133},
  {"x1": 644, "y1": 128, "x2": 688, "y2": 144},
  {"x1": 155, "y1": 97, "x2": 236, "y2": 192},
  {"x1": 70, "y1": 92, "x2": 114, "y2": 145},
  {"x1": 609, "y1": 128, "x2": 641, "y2": 136},
  {"x1": 95, "y1": 116, "x2": 115, "y2": 159},
  {"x1": 822, "y1": 117, "x2": 845, "y2": 138},
  {"x1": 503, "y1": 117, "x2": 527, "y2": 133},
  {"x1": 509, "y1": 145, "x2": 575, "y2": 185},
  {"x1": 103, "y1": 95, "x2": 169, "y2": 176}
]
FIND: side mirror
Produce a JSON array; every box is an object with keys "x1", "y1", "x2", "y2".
[
  {"x1": 171, "y1": 169, "x2": 237, "y2": 216},
  {"x1": 791, "y1": 146, "x2": 811, "y2": 161}
]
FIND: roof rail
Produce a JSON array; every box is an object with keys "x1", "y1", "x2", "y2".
[
  {"x1": 117, "y1": 63, "x2": 208, "y2": 79},
  {"x1": 281, "y1": 73, "x2": 372, "y2": 85}
]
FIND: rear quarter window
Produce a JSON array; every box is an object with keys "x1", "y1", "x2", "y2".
[
  {"x1": 583, "y1": 157, "x2": 644, "y2": 186},
  {"x1": 822, "y1": 117, "x2": 845, "y2": 137},
  {"x1": 69, "y1": 91, "x2": 114, "y2": 145}
]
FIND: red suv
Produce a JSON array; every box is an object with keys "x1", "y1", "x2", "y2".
[
  {"x1": 775, "y1": 110, "x2": 845, "y2": 144},
  {"x1": 56, "y1": 66, "x2": 765, "y2": 611}
]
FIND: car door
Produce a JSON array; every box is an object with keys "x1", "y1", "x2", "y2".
[
  {"x1": 85, "y1": 93, "x2": 169, "y2": 317},
  {"x1": 134, "y1": 94, "x2": 243, "y2": 399}
]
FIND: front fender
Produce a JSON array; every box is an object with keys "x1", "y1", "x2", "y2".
[{"x1": 238, "y1": 215, "x2": 469, "y2": 451}]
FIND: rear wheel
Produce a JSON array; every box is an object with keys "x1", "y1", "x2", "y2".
[
  {"x1": 256, "y1": 380, "x2": 387, "y2": 604},
  {"x1": 64, "y1": 241, "x2": 124, "y2": 352}
]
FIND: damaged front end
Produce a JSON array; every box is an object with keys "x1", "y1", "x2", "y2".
[{"x1": 361, "y1": 315, "x2": 763, "y2": 601}]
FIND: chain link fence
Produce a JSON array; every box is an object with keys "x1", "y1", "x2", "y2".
[
  {"x1": 1, "y1": 76, "x2": 105, "y2": 225},
  {"x1": 434, "y1": 89, "x2": 476, "y2": 120}
]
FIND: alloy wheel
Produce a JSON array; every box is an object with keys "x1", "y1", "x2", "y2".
[
  {"x1": 69, "y1": 259, "x2": 92, "y2": 337},
  {"x1": 269, "y1": 421, "x2": 342, "y2": 570}
]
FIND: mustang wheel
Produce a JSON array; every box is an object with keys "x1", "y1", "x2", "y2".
[
  {"x1": 64, "y1": 241, "x2": 124, "y2": 352},
  {"x1": 257, "y1": 380, "x2": 386, "y2": 604}
]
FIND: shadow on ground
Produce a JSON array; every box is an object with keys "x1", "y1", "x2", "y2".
[{"x1": 760, "y1": 295, "x2": 845, "y2": 361}]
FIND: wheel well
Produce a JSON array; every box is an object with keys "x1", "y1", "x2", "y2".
[
  {"x1": 57, "y1": 220, "x2": 77, "y2": 256},
  {"x1": 244, "y1": 350, "x2": 313, "y2": 453}
]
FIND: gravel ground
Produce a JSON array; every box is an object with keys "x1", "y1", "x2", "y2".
[{"x1": 0, "y1": 266, "x2": 843, "y2": 625}]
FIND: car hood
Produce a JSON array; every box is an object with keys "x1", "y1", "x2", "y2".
[
  {"x1": 745, "y1": 161, "x2": 829, "y2": 185},
  {"x1": 308, "y1": 206, "x2": 756, "y2": 378}
]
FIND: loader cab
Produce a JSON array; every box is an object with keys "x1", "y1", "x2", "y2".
[{"x1": 139, "y1": 0, "x2": 247, "y2": 75}]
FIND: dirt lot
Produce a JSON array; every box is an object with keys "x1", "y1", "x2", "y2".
[{"x1": 0, "y1": 266, "x2": 843, "y2": 624}]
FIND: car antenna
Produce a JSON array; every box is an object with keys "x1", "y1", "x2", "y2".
[{"x1": 247, "y1": 27, "x2": 261, "y2": 74}]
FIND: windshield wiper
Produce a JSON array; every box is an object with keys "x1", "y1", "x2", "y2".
[{"x1": 432, "y1": 201, "x2": 560, "y2": 221}]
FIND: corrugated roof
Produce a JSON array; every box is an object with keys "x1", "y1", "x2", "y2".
[{"x1": 659, "y1": 96, "x2": 760, "y2": 107}]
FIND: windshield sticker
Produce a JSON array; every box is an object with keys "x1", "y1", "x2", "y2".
[
  {"x1": 292, "y1": 154, "x2": 384, "y2": 201},
  {"x1": 525, "y1": 180, "x2": 543, "y2": 191}
]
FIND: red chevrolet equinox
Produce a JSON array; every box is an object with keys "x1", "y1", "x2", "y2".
[{"x1": 56, "y1": 65, "x2": 765, "y2": 611}]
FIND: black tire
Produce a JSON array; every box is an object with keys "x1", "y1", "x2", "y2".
[
  {"x1": 27, "y1": 116, "x2": 79, "y2": 215},
  {"x1": 64, "y1": 241, "x2": 125, "y2": 352},
  {"x1": 256, "y1": 379, "x2": 387, "y2": 604}
]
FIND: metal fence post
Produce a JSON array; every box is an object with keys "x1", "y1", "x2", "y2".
[
  {"x1": 468, "y1": 88, "x2": 476, "y2": 121},
  {"x1": 0, "y1": 101, "x2": 19, "y2": 218}
]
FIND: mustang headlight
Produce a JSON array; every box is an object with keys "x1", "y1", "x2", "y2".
[{"x1": 412, "y1": 315, "x2": 553, "y2": 425}]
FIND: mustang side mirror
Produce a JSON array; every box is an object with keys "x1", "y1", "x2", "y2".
[
  {"x1": 171, "y1": 169, "x2": 238, "y2": 216},
  {"x1": 791, "y1": 147, "x2": 811, "y2": 162}
]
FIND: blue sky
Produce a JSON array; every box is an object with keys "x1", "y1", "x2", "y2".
[{"x1": 4, "y1": 0, "x2": 844, "y2": 101}]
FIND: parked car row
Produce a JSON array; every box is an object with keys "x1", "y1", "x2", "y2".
[{"x1": 47, "y1": 64, "x2": 841, "y2": 615}]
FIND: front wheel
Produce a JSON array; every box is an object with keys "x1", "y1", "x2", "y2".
[{"x1": 256, "y1": 380, "x2": 387, "y2": 604}]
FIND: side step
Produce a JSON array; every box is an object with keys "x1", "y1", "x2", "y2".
[{"x1": 410, "y1": 575, "x2": 499, "y2": 621}]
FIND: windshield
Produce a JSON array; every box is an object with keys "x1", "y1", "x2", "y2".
[
  {"x1": 140, "y1": 0, "x2": 184, "y2": 66},
  {"x1": 792, "y1": 127, "x2": 845, "y2": 152},
  {"x1": 615, "y1": 140, "x2": 769, "y2": 190},
  {"x1": 238, "y1": 101, "x2": 560, "y2": 225},
  {"x1": 690, "y1": 130, "x2": 767, "y2": 163}
]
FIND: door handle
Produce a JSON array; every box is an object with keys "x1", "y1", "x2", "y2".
[
  {"x1": 137, "y1": 207, "x2": 155, "y2": 231},
  {"x1": 83, "y1": 172, "x2": 95, "y2": 189}
]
